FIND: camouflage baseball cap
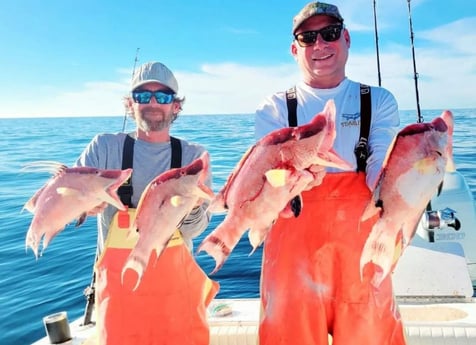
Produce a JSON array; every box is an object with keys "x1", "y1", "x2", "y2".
[{"x1": 292, "y1": 2, "x2": 344, "y2": 34}]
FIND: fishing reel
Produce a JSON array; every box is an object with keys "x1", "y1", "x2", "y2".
[{"x1": 419, "y1": 207, "x2": 461, "y2": 242}]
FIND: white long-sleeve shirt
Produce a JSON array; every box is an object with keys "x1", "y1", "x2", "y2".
[
  {"x1": 255, "y1": 78, "x2": 400, "y2": 190},
  {"x1": 75, "y1": 133, "x2": 212, "y2": 253}
]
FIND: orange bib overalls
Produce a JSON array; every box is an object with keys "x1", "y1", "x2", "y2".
[
  {"x1": 95, "y1": 209, "x2": 219, "y2": 345},
  {"x1": 259, "y1": 173, "x2": 407, "y2": 345}
]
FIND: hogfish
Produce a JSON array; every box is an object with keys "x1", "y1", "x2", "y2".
[
  {"x1": 198, "y1": 100, "x2": 352, "y2": 273},
  {"x1": 23, "y1": 162, "x2": 132, "y2": 258},
  {"x1": 359, "y1": 111, "x2": 453, "y2": 288},
  {"x1": 121, "y1": 152, "x2": 214, "y2": 291}
]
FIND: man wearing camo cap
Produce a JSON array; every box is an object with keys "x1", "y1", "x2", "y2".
[{"x1": 255, "y1": 3, "x2": 407, "y2": 344}]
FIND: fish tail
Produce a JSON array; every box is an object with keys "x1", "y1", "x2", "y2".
[
  {"x1": 360, "y1": 221, "x2": 397, "y2": 288},
  {"x1": 197, "y1": 235, "x2": 231, "y2": 274},
  {"x1": 248, "y1": 226, "x2": 271, "y2": 253},
  {"x1": 26, "y1": 238, "x2": 39, "y2": 260},
  {"x1": 25, "y1": 227, "x2": 41, "y2": 259},
  {"x1": 207, "y1": 192, "x2": 227, "y2": 214},
  {"x1": 121, "y1": 255, "x2": 146, "y2": 291}
]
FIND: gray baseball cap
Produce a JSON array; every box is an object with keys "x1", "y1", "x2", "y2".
[
  {"x1": 131, "y1": 61, "x2": 178, "y2": 93},
  {"x1": 293, "y1": 2, "x2": 344, "y2": 34}
]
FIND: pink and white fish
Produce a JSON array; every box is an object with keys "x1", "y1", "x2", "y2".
[
  {"x1": 121, "y1": 152, "x2": 214, "y2": 290},
  {"x1": 198, "y1": 100, "x2": 352, "y2": 273},
  {"x1": 23, "y1": 162, "x2": 132, "y2": 258},
  {"x1": 360, "y1": 111, "x2": 453, "y2": 288}
]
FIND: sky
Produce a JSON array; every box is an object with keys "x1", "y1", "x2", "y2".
[{"x1": 1, "y1": 0, "x2": 475, "y2": 118}]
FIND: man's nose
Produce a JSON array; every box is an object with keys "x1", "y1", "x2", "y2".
[{"x1": 149, "y1": 94, "x2": 158, "y2": 104}]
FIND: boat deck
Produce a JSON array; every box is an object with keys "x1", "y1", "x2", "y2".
[{"x1": 33, "y1": 297, "x2": 476, "y2": 345}]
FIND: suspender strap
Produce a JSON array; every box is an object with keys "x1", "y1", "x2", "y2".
[
  {"x1": 286, "y1": 84, "x2": 372, "y2": 172},
  {"x1": 118, "y1": 134, "x2": 182, "y2": 207},
  {"x1": 118, "y1": 134, "x2": 135, "y2": 207},
  {"x1": 286, "y1": 86, "x2": 298, "y2": 127},
  {"x1": 170, "y1": 136, "x2": 182, "y2": 169},
  {"x1": 354, "y1": 84, "x2": 372, "y2": 172}
]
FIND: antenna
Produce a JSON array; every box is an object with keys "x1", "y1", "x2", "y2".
[
  {"x1": 131, "y1": 48, "x2": 140, "y2": 80},
  {"x1": 122, "y1": 48, "x2": 141, "y2": 132},
  {"x1": 406, "y1": 0, "x2": 423, "y2": 123},
  {"x1": 372, "y1": 0, "x2": 382, "y2": 86}
]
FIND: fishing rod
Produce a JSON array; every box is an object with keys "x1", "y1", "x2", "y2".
[
  {"x1": 81, "y1": 49, "x2": 142, "y2": 326},
  {"x1": 372, "y1": 0, "x2": 382, "y2": 87},
  {"x1": 121, "y1": 48, "x2": 141, "y2": 132},
  {"x1": 406, "y1": 0, "x2": 423, "y2": 123}
]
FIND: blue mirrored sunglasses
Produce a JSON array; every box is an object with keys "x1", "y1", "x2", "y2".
[{"x1": 132, "y1": 90, "x2": 175, "y2": 104}]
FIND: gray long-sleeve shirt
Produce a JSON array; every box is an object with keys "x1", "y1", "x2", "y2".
[{"x1": 75, "y1": 132, "x2": 212, "y2": 253}]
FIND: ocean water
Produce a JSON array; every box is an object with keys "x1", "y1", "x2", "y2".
[{"x1": 0, "y1": 109, "x2": 475, "y2": 345}]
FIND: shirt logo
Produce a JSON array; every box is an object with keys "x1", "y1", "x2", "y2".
[{"x1": 341, "y1": 112, "x2": 361, "y2": 127}]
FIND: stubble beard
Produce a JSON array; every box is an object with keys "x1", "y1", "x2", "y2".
[{"x1": 137, "y1": 107, "x2": 176, "y2": 131}]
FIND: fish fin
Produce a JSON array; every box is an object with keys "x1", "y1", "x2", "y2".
[
  {"x1": 440, "y1": 110, "x2": 455, "y2": 172},
  {"x1": 40, "y1": 226, "x2": 65, "y2": 257},
  {"x1": 316, "y1": 149, "x2": 353, "y2": 170},
  {"x1": 360, "y1": 200, "x2": 382, "y2": 222},
  {"x1": 23, "y1": 185, "x2": 47, "y2": 213},
  {"x1": 381, "y1": 135, "x2": 398, "y2": 169},
  {"x1": 153, "y1": 242, "x2": 169, "y2": 264},
  {"x1": 194, "y1": 183, "x2": 215, "y2": 200},
  {"x1": 437, "y1": 181, "x2": 444, "y2": 196},
  {"x1": 25, "y1": 229, "x2": 40, "y2": 259},
  {"x1": 248, "y1": 223, "x2": 274, "y2": 255},
  {"x1": 21, "y1": 161, "x2": 67, "y2": 174},
  {"x1": 75, "y1": 212, "x2": 87, "y2": 227},
  {"x1": 97, "y1": 190, "x2": 126, "y2": 211},
  {"x1": 207, "y1": 192, "x2": 227, "y2": 213},
  {"x1": 264, "y1": 169, "x2": 290, "y2": 187},
  {"x1": 446, "y1": 157, "x2": 456, "y2": 173},
  {"x1": 23, "y1": 199, "x2": 36, "y2": 214}
]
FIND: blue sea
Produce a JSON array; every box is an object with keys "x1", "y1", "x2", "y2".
[{"x1": 1, "y1": 110, "x2": 475, "y2": 345}]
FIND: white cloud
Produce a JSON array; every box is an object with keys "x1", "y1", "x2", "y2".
[
  {"x1": 2, "y1": 16, "x2": 474, "y2": 118},
  {"x1": 176, "y1": 63, "x2": 299, "y2": 115}
]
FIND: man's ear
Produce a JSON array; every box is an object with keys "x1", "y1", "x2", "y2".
[
  {"x1": 123, "y1": 96, "x2": 135, "y2": 118},
  {"x1": 344, "y1": 29, "x2": 351, "y2": 48},
  {"x1": 291, "y1": 42, "x2": 298, "y2": 59}
]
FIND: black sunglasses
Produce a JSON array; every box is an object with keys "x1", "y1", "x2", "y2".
[
  {"x1": 294, "y1": 24, "x2": 344, "y2": 47},
  {"x1": 132, "y1": 90, "x2": 175, "y2": 104}
]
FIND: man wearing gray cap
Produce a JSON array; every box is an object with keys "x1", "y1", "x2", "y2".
[
  {"x1": 255, "y1": 2, "x2": 406, "y2": 345},
  {"x1": 75, "y1": 61, "x2": 218, "y2": 345}
]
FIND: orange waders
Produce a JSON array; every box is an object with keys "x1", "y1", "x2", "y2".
[
  {"x1": 95, "y1": 209, "x2": 219, "y2": 345},
  {"x1": 259, "y1": 173, "x2": 407, "y2": 345}
]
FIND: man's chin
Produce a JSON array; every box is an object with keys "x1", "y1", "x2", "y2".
[{"x1": 141, "y1": 120, "x2": 171, "y2": 132}]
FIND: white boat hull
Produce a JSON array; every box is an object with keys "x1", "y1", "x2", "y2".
[{"x1": 32, "y1": 296, "x2": 476, "y2": 345}]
